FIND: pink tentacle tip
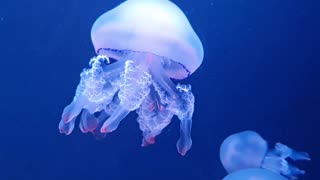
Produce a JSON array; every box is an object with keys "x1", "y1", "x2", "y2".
[
  {"x1": 59, "y1": 127, "x2": 70, "y2": 135},
  {"x1": 86, "y1": 122, "x2": 99, "y2": 132},
  {"x1": 141, "y1": 142, "x2": 148, "y2": 147},
  {"x1": 141, "y1": 137, "x2": 155, "y2": 147},
  {"x1": 100, "y1": 126, "x2": 108, "y2": 133},
  {"x1": 178, "y1": 148, "x2": 188, "y2": 156},
  {"x1": 62, "y1": 113, "x2": 74, "y2": 123},
  {"x1": 148, "y1": 137, "x2": 155, "y2": 144}
]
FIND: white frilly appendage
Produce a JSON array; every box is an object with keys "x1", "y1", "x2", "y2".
[
  {"x1": 59, "y1": 55, "x2": 122, "y2": 137},
  {"x1": 261, "y1": 142, "x2": 311, "y2": 180},
  {"x1": 137, "y1": 82, "x2": 194, "y2": 155},
  {"x1": 59, "y1": 54, "x2": 195, "y2": 155}
]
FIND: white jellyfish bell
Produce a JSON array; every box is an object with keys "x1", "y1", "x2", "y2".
[
  {"x1": 59, "y1": 0, "x2": 204, "y2": 156},
  {"x1": 91, "y1": 0, "x2": 204, "y2": 79}
]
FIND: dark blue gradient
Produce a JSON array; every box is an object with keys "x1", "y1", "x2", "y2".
[{"x1": 0, "y1": 0, "x2": 319, "y2": 179}]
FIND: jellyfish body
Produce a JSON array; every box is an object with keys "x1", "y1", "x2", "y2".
[
  {"x1": 223, "y1": 168, "x2": 287, "y2": 180},
  {"x1": 59, "y1": 0, "x2": 203, "y2": 156},
  {"x1": 220, "y1": 131, "x2": 311, "y2": 179}
]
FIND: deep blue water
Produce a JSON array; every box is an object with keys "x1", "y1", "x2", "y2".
[{"x1": 1, "y1": 0, "x2": 319, "y2": 179}]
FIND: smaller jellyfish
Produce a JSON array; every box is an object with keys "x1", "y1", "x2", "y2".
[
  {"x1": 220, "y1": 131, "x2": 310, "y2": 180},
  {"x1": 223, "y1": 168, "x2": 287, "y2": 180}
]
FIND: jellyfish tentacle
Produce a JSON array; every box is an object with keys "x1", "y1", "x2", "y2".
[
  {"x1": 137, "y1": 93, "x2": 158, "y2": 146},
  {"x1": 101, "y1": 106, "x2": 130, "y2": 133},
  {"x1": 149, "y1": 57, "x2": 178, "y2": 98},
  {"x1": 90, "y1": 110, "x2": 110, "y2": 139},
  {"x1": 169, "y1": 83, "x2": 194, "y2": 155},
  {"x1": 274, "y1": 142, "x2": 311, "y2": 161},
  {"x1": 176, "y1": 118, "x2": 192, "y2": 156},
  {"x1": 100, "y1": 55, "x2": 126, "y2": 79},
  {"x1": 79, "y1": 109, "x2": 99, "y2": 133},
  {"x1": 59, "y1": 55, "x2": 122, "y2": 134},
  {"x1": 80, "y1": 55, "x2": 121, "y2": 113},
  {"x1": 101, "y1": 60, "x2": 152, "y2": 133},
  {"x1": 262, "y1": 142, "x2": 311, "y2": 179},
  {"x1": 61, "y1": 96, "x2": 88, "y2": 123},
  {"x1": 145, "y1": 59, "x2": 195, "y2": 154},
  {"x1": 118, "y1": 60, "x2": 152, "y2": 111},
  {"x1": 136, "y1": 87, "x2": 174, "y2": 146},
  {"x1": 59, "y1": 116, "x2": 76, "y2": 135}
]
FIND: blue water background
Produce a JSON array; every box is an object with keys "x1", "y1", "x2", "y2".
[{"x1": 1, "y1": 0, "x2": 319, "y2": 179}]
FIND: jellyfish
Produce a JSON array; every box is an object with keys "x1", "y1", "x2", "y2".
[
  {"x1": 223, "y1": 168, "x2": 287, "y2": 180},
  {"x1": 220, "y1": 131, "x2": 311, "y2": 180},
  {"x1": 58, "y1": 0, "x2": 203, "y2": 156}
]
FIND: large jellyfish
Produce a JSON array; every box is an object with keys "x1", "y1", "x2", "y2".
[
  {"x1": 220, "y1": 131, "x2": 311, "y2": 180},
  {"x1": 58, "y1": 0, "x2": 203, "y2": 156}
]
